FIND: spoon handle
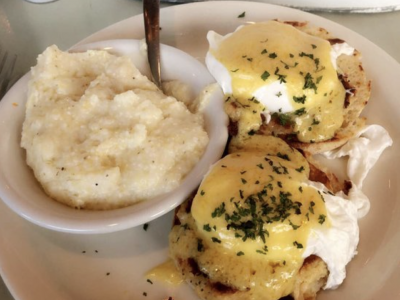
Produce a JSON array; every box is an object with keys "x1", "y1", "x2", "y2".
[{"x1": 143, "y1": 0, "x2": 162, "y2": 89}]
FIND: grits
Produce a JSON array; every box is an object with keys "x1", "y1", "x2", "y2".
[{"x1": 21, "y1": 45, "x2": 209, "y2": 210}]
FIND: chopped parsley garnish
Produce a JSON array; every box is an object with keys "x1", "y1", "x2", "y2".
[
  {"x1": 299, "y1": 52, "x2": 314, "y2": 59},
  {"x1": 312, "y1": 118, "x2": 320, "y2": 125},
  {"x1": 212, "y1": 237, "x2": 221, "y2": 243},
  {"x1": 289, "y1": 220, "x2": 300, "y2": 230},
  {"x1": 316, "y1": 76, "x2": 323, "y2": 84},
  {"x1": 231, "y1": 68, "x2": 239, "y2": 72},
  {"x1": 238, "y1": 11, "x2": 246, "y2": 18},
  {"x1": 269, "y1": 52, "x2": 277, "y2": 59},
  {"x1": 299, "y1": 186, "x2": 303, "y2": 193},
  {"x1": 276, "y1": 91, "x2": 282, "y2": 97},
  {"x1": 311, "y1": 44, "x2": 317, "y2": 49},
  {"x1": 293, "y1": 95, "x2": 306, "y2": 104},
  {"x1": 261, "y1": 49, "x2": 268, "y2": 54},
  {"x1": 241, "y1": 178, "x2": 247, "y2": 184},
  {"x1": 277, "y1": 152, "x2": 290, "y2": 161},
  {"x1": 303, "y1": 72, "x2": 318, "y2": 93},
  {"x1": 257, "y1": 163, "x2": 264, "y2": 169},
  {"x1": 143, "y1": 223, "x2": 149, "y2": 231},
  {"x1": 294, "y1": 107, "x2": 306, "y2": 116},
  {"x1": 211, "y1": 202, "x2": 226, "y2": 218},
  {"x1": 261, "y1": 70, "x2": 270, "y2": 81},
  {"x1": 309, "y1": 201, "x2": 315, "y2": 214},
  {"x1": 293, "y1": 241, "x2": 303, "y2": 249},
  {"x1": 274, "y1": 67, "x2": 287, "y2": 83},
  {"x1": 147, "y1": 279, "x2": 153, "y2": 284},
  {"x1": 256, "y1": 245, "x2": 268, "y2": 255},
  {"x1": 319, "y1": 214, "x2": 326, "y2": 224},
  {"x1": 280, "y1": 60, "x2": 298, "y2": 69},
  {"x1": 272, "y1": 112, "x2": 292, "y2": 126},
  {"x1": 200, "y1": 190, "x2": 205, "y2": 196},
  {"x1": 237, "y1": 251, "x2": 245, "y2": 256},
  {"x1": 295, "y1": 166, "x2": 305, "y2": 173},
  {"x1": 203, "y1": 224, "x2": 212, "y2": 232}
]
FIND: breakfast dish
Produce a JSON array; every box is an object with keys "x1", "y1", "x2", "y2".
[
  {"x1": 0, "y1": 2, "x2": 398, "y2": 300},
  {"x1": 169, "y1": 19, "x2": 391, "y2": 300},
  {"x1": 21, "y1": 45, "x2": 208, "y2": 210},
  {"x1": 207, "y1": 20, "x2": 369, "y2": 154}
]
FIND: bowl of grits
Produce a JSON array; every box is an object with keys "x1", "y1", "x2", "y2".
[{"x1": 0, "y1": 39, "x2": 228, "y2": 234}]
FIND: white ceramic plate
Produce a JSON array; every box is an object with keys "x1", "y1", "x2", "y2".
[
  {"x1": 0, "y1": 2, "x2": 399, "y2": 300},
  {"x1": 0, "y1": 39, "x2": 227, "y2": 234}
]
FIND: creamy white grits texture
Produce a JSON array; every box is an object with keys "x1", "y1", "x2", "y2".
[{"x1": 21, "y1": 45, "x2": 209, "y2": 210}]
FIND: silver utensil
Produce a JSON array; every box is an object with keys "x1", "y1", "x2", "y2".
[
  {"x1": 143, "y1": 0, "x2": 162, "y2": 89},
  {"x1": 0, "y1": 48, "x2": 18, "y2": 100}
]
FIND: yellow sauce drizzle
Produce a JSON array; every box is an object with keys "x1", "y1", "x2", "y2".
[{"x1": 145, "y1": 259, "x2": 184, "y2": 286}]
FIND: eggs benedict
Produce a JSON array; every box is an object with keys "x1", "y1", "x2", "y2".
[
  {"x1": 206, "y1": 20, "x2": 370, "y2": 154},
  {"x1": 169, "y1": 135, "x2": 367, "y2": 300}
]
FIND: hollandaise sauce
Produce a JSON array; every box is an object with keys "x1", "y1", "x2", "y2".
[
  {"x1": 190, "y1": 152, "x2": 329, "y2": 299},
  {"x1": 210, "y1": 21, "x2": 346, "y2": 143}
]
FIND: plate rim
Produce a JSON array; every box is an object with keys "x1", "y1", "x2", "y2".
[{"x1": 0, "y1": 2, "x2": 399, "y2": 300}]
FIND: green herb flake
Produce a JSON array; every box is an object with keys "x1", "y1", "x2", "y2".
[
  {"x1": 257, "y1": 163, "x2": 264, "y2": 169},
  {"x1": 293, "y1": 95, "x2": 306, "y2": 104},
  {"x1": 312, "y1": 44, "x2": 317, "y2": 49},
  {"x1": 299, "y1": 52, "x2": 314, "y2": 59},
  {"x1": 147, "y1": 279, "x2": 153, "y2": 284},
  {"x1": 238, "y1": 11, "x2": 246, "y2": 18},
  {"x1": 312, "y1": 118, "x2": 320, "y2": 125},
  {"x1": 293, "y1": 241, "x2": 303, "y2": 249},
  {"x1": 277, "y1": 152, "x2": 290, "y2": 161},
  {"x1": 309, "y1": 201, "x2": 315, "y2": 214},
  {"x1": 303, "y1": 72, "x2": 318, "y2": 93},
  {"x1": 212, "y1": 237, "x2": 222, "y2": 243},
  {"x1": 231, "y1": 68, "x2": 239, "y2": 72},
  {"x1": 269, "y1": 52, "x2": 277, "y2": 59},
  {"x1": 289, "y1": 220, "x2": 300, "y2": 230},
  {"x1": 276, "y1": 91, "x2": 282, "y2": 97},
  {"x1": 237, "y1": 251, "x2": 245, "y2": 256},
  {"x1": 296, "y1": 166, "x2": 305, "y2": 173},
  {"x1": 200, "y1": 190, "x2": 205, "y2": 196},
  {"x1": 319, "y1": 214, "x2": 327, "y2": 225},
  {"x1": 241, "y1": 178, "x2": 247, "y2": 184},
  {"x1": 261, "y1": 70, "x2": 270, "y2": 81},
  {"x1": 211, "y1": 202, "x2": 226, "y2": 218},
  {"x1": 294, "y1": 107, "x2": 306, "y2": 116},
  {"x1": 203, "y1": 224, "x2": 212, "y2": 232},
  {"x1": 143, "y1": 223, "x2": 149, "y2": 231},
  {"x1": 261, "y1": 49, "x2": 268, "y2": 54}
]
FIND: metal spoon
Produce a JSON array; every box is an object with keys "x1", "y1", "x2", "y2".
[{"x1": 143, "y1": 0, "x2": 162, "y2": 89}]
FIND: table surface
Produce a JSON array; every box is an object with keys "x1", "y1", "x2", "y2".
[{"x1": 1, "y1": 0, "x2": 399, "y2": 299}]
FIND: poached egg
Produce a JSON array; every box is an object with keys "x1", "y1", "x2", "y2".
[{"x1": 206, "y1": 21, "x2": 354, "y2": 143}]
